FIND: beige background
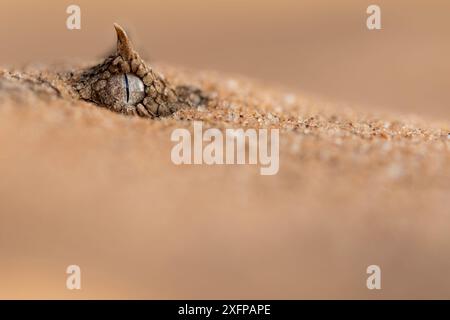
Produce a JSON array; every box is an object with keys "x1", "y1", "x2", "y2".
[{"x1": 1, "y1": 0, "x2": 449, "y2": 118}]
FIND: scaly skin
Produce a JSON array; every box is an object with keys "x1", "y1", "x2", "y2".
[{"x1": 69, "y1": 24, "x2": 209, "y2": 118}]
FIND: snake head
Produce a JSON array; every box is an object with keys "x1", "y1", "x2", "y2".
[{"x1": 72, "y1": 23, "x2": 187, "y2": 117}]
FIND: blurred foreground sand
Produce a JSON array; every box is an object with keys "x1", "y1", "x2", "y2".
[{"x1": 0, "y1": 63, "x2": 449, "y2": 299}]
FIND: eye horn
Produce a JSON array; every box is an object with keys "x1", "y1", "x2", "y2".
[{"x1": 106, "y1": 73, "x2": 145, "y2": 106}]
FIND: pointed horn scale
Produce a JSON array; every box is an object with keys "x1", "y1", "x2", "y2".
[{"x1": 114, "y1": 23, "x2": 134, "y2": 61}]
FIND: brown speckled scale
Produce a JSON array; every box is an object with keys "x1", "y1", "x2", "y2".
[{"x1": 70, "y1": 23, "x2": 208, "y2": 118}]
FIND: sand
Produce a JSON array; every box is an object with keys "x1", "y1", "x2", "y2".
[{"x1": 0, "y1": 62, "x2": 449, "y2": 299}]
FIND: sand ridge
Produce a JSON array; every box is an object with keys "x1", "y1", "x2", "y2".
[{"x1": 0, "y1": 63, "x2": 449, "y2": 298}]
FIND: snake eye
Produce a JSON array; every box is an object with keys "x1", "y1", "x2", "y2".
[{"x1": 107, "y1": 73, "x2": 145, "y2": 106}]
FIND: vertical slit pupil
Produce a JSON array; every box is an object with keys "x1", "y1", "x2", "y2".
[{"x1": 124, "y1": 74, "x2": 130, "y2": 103}]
